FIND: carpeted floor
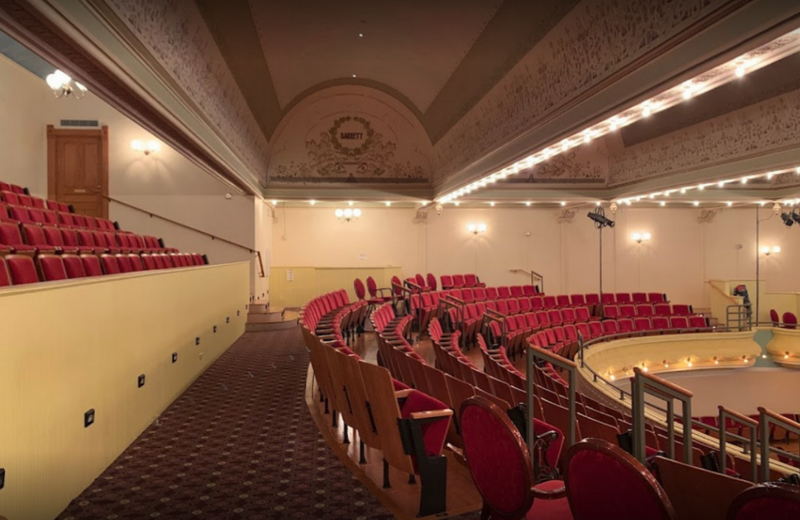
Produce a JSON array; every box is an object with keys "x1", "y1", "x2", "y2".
[{"x1": 57, "y1": 327, "x2": 395, "y2": 520}]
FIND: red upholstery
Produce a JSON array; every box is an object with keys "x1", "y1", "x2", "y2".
[
  {"x1": 62, "y1": 254, "x2": 87, "y2": 278},
  {"x1": 6, "y1": 254, "x2": 40, "y2": 284},
  {"x1": 0, "y1": 256, "x2": 10, "y2": 286},
  {"x1": 81, "y1": 254, "x2": 103, "y2": 276},
  {"x1": 782, "y1": 312, "x2": 797, "y2": 330},
  {"x1": 727, "y1": 483, "x2": 800, "y2": 520},
  {"x1": 353, "y1": 278, "x2": 366, "y2": 299},
  {"x1": 426, "y1": 273, "x2": 437, "y2": 291},
  {"x1": 565, "y1": 438, "x2": 675, "y2": 519},
  {"x1": 770, "y1": 309, "x2": 780, "y2": 326},
  {"x1": 0, "y1": 222, "x2": 36, "y2": 252},
  {"x1": 400, "y1": 390, "x2": 450, "y2": 457},
  {"x1": 38, "y1": 254, "x2": 68, "y2": 281}
]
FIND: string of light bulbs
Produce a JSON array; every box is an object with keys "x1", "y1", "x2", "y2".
[{"x1": 436, "y1": 28, "x2": 800, "y2": 205}]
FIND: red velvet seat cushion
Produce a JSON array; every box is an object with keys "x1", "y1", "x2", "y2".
[
  {"x1": 400, "y1": 390, "x2": 449, "y2": 457},
  {"x1": 527, "y1": 480, "x2": 572, "y2": 519},
  {"x1": 734, "y1": 497, "x2": 800, "y2": 519}
]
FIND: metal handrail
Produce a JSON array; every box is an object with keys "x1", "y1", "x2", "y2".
[
  {"x1": 719, "y1": 406, "x2": 758, "y2": 482},
  {"x1": 509, "y1": 268, "x2": 544, "y2": 292},
  {"x1": 526, "y1": 345, "x2": 577, "y2": 479},
  {"x1": 631, "y1": 368, "x2": 693, "y2": 464},
  {"x1": 758, "y1": 407, "x2": 800, "y2": 482}
]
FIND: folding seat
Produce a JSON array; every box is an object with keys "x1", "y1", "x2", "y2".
[
  {"x1": 575, "y1": 307, "x2": 591, "y2": 323},
  {"x1": 27, "y1": 207, "x2": 48, "y2": 225},
  {"x1": 601, "y1": 293, "x2": 615, "y2": 305},
  {"x1": 619, "y1": 304, "x2": 635, "y2": 318},
  {"x1": 570, "y1": 294, "x2": 586, "y2": 306},
  {"x1": 521, "y1": 285, "x2": 535, "y2": 297},
  {"x1": 84, "y1": 216, "x2": 100, "y2": 229},
  {"x1": 485, "y1": 287, "x2": 498, "y2": 300},
  {"x1": 452, "y1": 274, "x2": 465, "y2": 288},
  {"x1": 365, "y1": 276, "x2": 392, "y2": 303},
  {"x1": 632, "y1": 292, "x2": 647, "y2": 304},
  {"x1": 561, "y1": 307, "x2": 576, "y2": 324},
  {"x1": 782, "y1": 312, "x2": 797, "y2": 330},
  {"x1": 556, "y1": 294, "x2": 570, "y2": 308},
  {"x1": 617, "y1": 318, "x2": 634, "y2": 333},
  {"x1": 616, "y1": 293, "x2": 631, "y2": 304},
  {"x1": 0, "y1": 204, "x2": 10, "y2": 223},
  {"x1": 0, "y1": 190, "x2": 20, "y2": 205},
  {"x1": 585, "y1": 293, "x2": 600, "y2": 306},
  {"x1": 16, "y1": 193, "x2": 33, "y2": 206},
  {"x1": 636, "y1": 304, "x2": 654, "y2": 317},
  {"x1": 524, "y1": 312, "x2": 539, "y2": 331},
  {"x1": 688, "y1": 315, "x2": 708, "y2": 329},
  {"x1": 7, "y1": 205, "x2": 34, "y2": 224},
  {"x1": 603, "y1": 304, "x2": 620, "y2": 319},
  {"x1": 509, "y1": 285, "x2": 523, "y2": 298},
  {"x1": 633, "y1": 317, "x2": 652, "y2": 332},
  {"x1": 58, "y1": 211, "x2": 76, "y2": 227},
  {"x1": 152, "y1": 254, "x2": 166, "y2": 269},
  {"x1": 506, "y1": 299, "x2": 520, "y2": 315},
  {"x1": 542, "y1": 295, "x2": 556, "y2": 308},
  {"x1": 496, "y1": 300, "x2": 509, "y2": 315},
  {"x1": 5, "y1": 254, "x2": 39, "y2": 284},
  {"x1": 60, "y1": 228, "x2": 91, "y2": 254},
  {"x1": 530, "y1": 296, "x2": 544, "y2": 311},
  {"x1": 518, "y1": 297, "x2": 531, "y2": 313},
  {"x1": 0, "y1": 222, "x2": 36, "y2": 253},
  {"x1": 461, "y1": 288, "x2": 475, "y2": 303},
  {"x1": 535, "y1": 310, "x2": 550, "y2": 329},
  {"x1": 576, "y1": 322, "x2": 591, "y2": 341},
  {"x1": 654, "y1": 303, "x2": 671, "y2": 316},
  {"x1": 602, "y1": 320, "x2": 619, "y2": 336},
  {"x1": 72, "y1": 214, "x2": 87, "y2": 228},
  {"x1": 670, "y1": 316, "x2": 689, "y2": 329},
  {"x1": 192, "y1": 253, "x2": 205, "y2": 265},
  {"x1": 473, "y1": 287, "x2": 487, "y2": 301},
  {"x1": 100, "y1": 254, "x2": 121, "y2": 275},
  {"x1": 485, "y1": 300, "x2": 498, "y2": 312},
  {"x1": 648, "y1": 292, "x2": 666, "y2": 304},
  {"x1": 425, "y1": 273, "x2": 437, "y2": 291},
  {"x1": 563, "y1": 323, "x2": 577, "y2": 343},
  {"x1": 652, "y1": 316, "x2": 669, "y2": 330},
  {"x1": 102, "y1": 232, "x2": 122, "y2": 253},
  {"x1": 46, "y1": 199, "x2": 70, "y2": 212},
  {"x1": 27, "y1": 196, "x2": 45, "y2": 209},
  {"x1": 115, "y1": 254, "x2": 134, "y2": 273},
  {"x1": 497, "y1": 286, "x2": 511, "y2": 299},
  {"x1": 548, "y1": 309, "x2": 563, "y2": 326},
  {"x1": 97, "y1": 218, "x2": 115, "y2": 231},
  {"x1": 41, "y1": 210, "x2": 58, "y2": 226},
  {"x1": 21, "y1": 223, "x2": 56, "y2": 253},
  {"x1": 0, "y1": 256, "x2": 10, "y2": 286},
  {"x1": 464, "y1": 273, "x2": 483, "y2": 288},
  {"x1": 9, "y1": 184, "x2": 25, "y2": 194},
  {"x1": 38, "y1": 254, "x2": 68, "y2": 281},
  {"x1": 414, "y1": 273, "x2": 429, "y2": 291},
  {"x1": 440, "y1": 274, "x2": 453, "y2": 289},
  {"x1": 61, "y1": 254, "x2": 87, "y2": 278},
  {"x1": 672, "y1": 304, "x2": 692, "y2": 316}
]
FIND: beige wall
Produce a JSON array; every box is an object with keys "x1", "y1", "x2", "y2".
[
  {"x1": 272, "y1": 205, "x2": 800, "y2": 315},
  {"x1": 0, "y1": 262, "x2": 249, "y2": 520},
  {"x1": 0, "y1": 54, "x2": 271, "y2": 300}
]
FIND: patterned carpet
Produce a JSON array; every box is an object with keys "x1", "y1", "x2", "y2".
[{"x1": 57, "y1": 327, "x2": 395, "y2": 520}]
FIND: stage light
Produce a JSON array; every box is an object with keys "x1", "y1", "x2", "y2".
[
  {"x1": 781, "y1": 211, "x2": 795, "y2": 227},
  {"x1": 587, "y1": 207, "x2": 614, "y2": 228}
]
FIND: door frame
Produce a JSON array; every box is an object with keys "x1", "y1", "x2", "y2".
[{"x1": 47, "y1": 124, "x2": 109, "y2": 217}]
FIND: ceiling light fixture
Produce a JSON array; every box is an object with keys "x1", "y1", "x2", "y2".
[
  {"x1": 435, "y1": 29, "x2": 800, "y2": 205},
  {"x1": 309, "y1": 199, "x2": 317, "y2": 206},
  {"x1": 46, "y1": 69, "x2": 88, "y2": 99}
]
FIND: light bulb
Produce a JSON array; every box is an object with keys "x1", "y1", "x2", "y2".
[
  {"x1": 385, "y1": 201, "x2": 392, "y2": 207},
  {"x1": 309, "y1": 200, "x2": 317, "y2": 206},
  {"x1": 343, "y1": 208, "x2": 353, "y2": 218},
  {"x1": 335, "y1": 209, "x2": 343, "y2": 218},
  {"x1": 353, "y1": 208, "x2": 362, "y2": 218},
  {"x1": 772, "y1": 246, "x2": 781, "y2": 254},
  {"x1": 642, "y1": 232, "x2": 652, "y2": 241}
]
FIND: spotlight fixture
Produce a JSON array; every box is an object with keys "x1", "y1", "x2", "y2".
[
  {"x1": 45, "y1": 69, "x2": 88, "y2": 99},
  {"x1": 335, "y1": 207, "x2": 361, "y2": 222},
  {"x1": 781, "y1": 211, "x2": 795, "y2": 227},
  {"x1": 586, "y1": 207, "x2": 615, "y2": 228},
  {"x1": 792, "y1": 210, "x2": 800, "y2": 225}
]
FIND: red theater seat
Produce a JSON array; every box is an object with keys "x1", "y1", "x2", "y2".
[
  {"x1": 116, "y1": 254, "x2": 134, "y2": 273},
  {"x1": 100, "y1": 254, "x2": 121, "y2": 274},
  {"x1": 38, "y1": 254, "x2": 68, "y2": 281},
  {"x1": 5, "y1": 254, "x2": 40, "y2": 284},
  {"x1": 727, "y1": 483, "x2": 800, "y2": 520},
  {"x1": 21, "y1": 224, "x2": 56, "y2": 253},
  {"x1": 782, "y1": 312, "x2": 797, "y2": 330},
  {"x1": 0, "y1": 222, "x2": 36, "y2": 253},
  {"x1": 62, "y1": 254, "x2": 87, "y2": 278},
  {"x1": 0, "y1": 256, "x2": 10, "y2": 286},
  {"x1": 565, "y1": 439, "x2": 675, "y2": 519}
]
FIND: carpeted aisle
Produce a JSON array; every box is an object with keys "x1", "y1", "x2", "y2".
[{"x1": 57, "y1": 327, "x2": 394, "y2": 520}]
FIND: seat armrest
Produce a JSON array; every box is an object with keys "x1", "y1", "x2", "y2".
[
  {"x1": 531, "y1": 481, "x2": 566, "y2": 499},
  {"x1": 409, "y1": 409, "x2": 453, "y2": 421}
]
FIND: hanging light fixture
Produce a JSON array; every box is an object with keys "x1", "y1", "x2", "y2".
[
  {"x1": 45, "y1": 69, "x2": 87, "y2": 99},
  {"x1": 335, "y1": 207, "x2": 362, "y2": 222}
]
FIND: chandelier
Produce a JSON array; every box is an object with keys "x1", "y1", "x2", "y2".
[
  {"x1": 45, "y1": 69, "x2": 87, "y2": 99},
  {"x1": 335, "y1": 207, "x2": 362, "y2": 222}
]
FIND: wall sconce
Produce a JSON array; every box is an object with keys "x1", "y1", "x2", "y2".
[
  {"x1": 335, "y1": 207, "x2": 361, "y2": 222},
  {"x1": 467, "y1": 223, "x2": 487, "y2": 235},
  {"x1": 631, "y1": 231, "x2": 652, "y2": 244},
  {"x1": 45, "y1": 69, "x2": 87, "y2": 99},
  {"x1": 131, "y1": 139, "x2": 161, "y2": 155},
  {"x1": 760, "y1": 245, "x2": 781, "y2": 256}
]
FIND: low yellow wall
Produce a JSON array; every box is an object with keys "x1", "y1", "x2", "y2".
[
  {"x1": 269, "y1": 266, "x2": 403, "y2": 309},
  {"x1": 0, "y1": 262, "x2": 249, "y2": 520},
  {"x1": 767, "y1": 327, "x2": 800, "y2": 367}
]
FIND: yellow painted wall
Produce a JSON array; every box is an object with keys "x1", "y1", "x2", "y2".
[
  {"x1": 269, "y1": 266, "x2": 402, "y2": 309},
  {"x1": 0, "y1": 262, "x2": 249, "y2": 520}
]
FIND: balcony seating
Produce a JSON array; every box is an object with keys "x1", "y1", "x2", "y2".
[
  {"x1": 0, "y1": 256, "x2": 9, "y2": 286},
  {"x1": 5, "y1": 254, "x2": 39, "y2": 284},
  {"x1": 565, "y1": 438, "x2": 676, "y2": 519},
  {"x1": 38, "y1": 254, "x2": 68, "y2": 281},
  {"x1": 426, "y1": 272, "x2": 437, "y2": 291},
  {"x1": 459, "y1": 396, "x2": 572, "y2": 520},
  {"x1": 727, "y1": 483, "x2": 800, "y2": 519},
  {"x1": 782, "y1": 312, "x2": 797, "y2": 329},
  {"x1": 770, "y1": 309, "x2": 780, "y2": 326}
]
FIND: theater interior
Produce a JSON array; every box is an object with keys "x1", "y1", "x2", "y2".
[{"x1": 1, "y1": 1, "x2": 800, "y2": 519}]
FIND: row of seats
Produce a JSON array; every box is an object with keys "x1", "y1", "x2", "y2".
[
  {"x1": 1, "y1": 187, "x2": 71, "y2": 212},
  {"x1": 604, "y1": 303, "x2": 694, "y2": 319},
  {"x1": 0, "y1": 203, "x2": 118, "y2": 232},
  {"x1": 0, "y1": 252, "x2": 206, "y2": 286},
  {"x1": 0, "y1": 221, "x2": 171, "y2": 255},
  {"x1": 770, "y1": 309, "x2": 798, "y2": 329},
  {"x1": 301, "y1": 294, "x2": 453, "y2": 516}
]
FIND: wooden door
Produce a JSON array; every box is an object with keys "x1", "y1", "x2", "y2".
[{"x1": 47, "y1": 125, "x2": 109, "y2": 218}]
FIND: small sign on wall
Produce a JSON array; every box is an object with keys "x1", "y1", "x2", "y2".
[
  {"x1": 358, "y1": 253, "x2": 367, "y2": 261},
  {"x1": 286, "y1": 269, "x2": 294, "y2": 281}
]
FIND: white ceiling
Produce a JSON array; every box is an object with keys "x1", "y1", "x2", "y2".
[{"x1": 249, "y1": 0, "x2": 503, "y2": 111}]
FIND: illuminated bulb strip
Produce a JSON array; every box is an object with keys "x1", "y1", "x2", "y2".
[{"x1": 436, "y1": 28, "x2": 800, "y2": 204}]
